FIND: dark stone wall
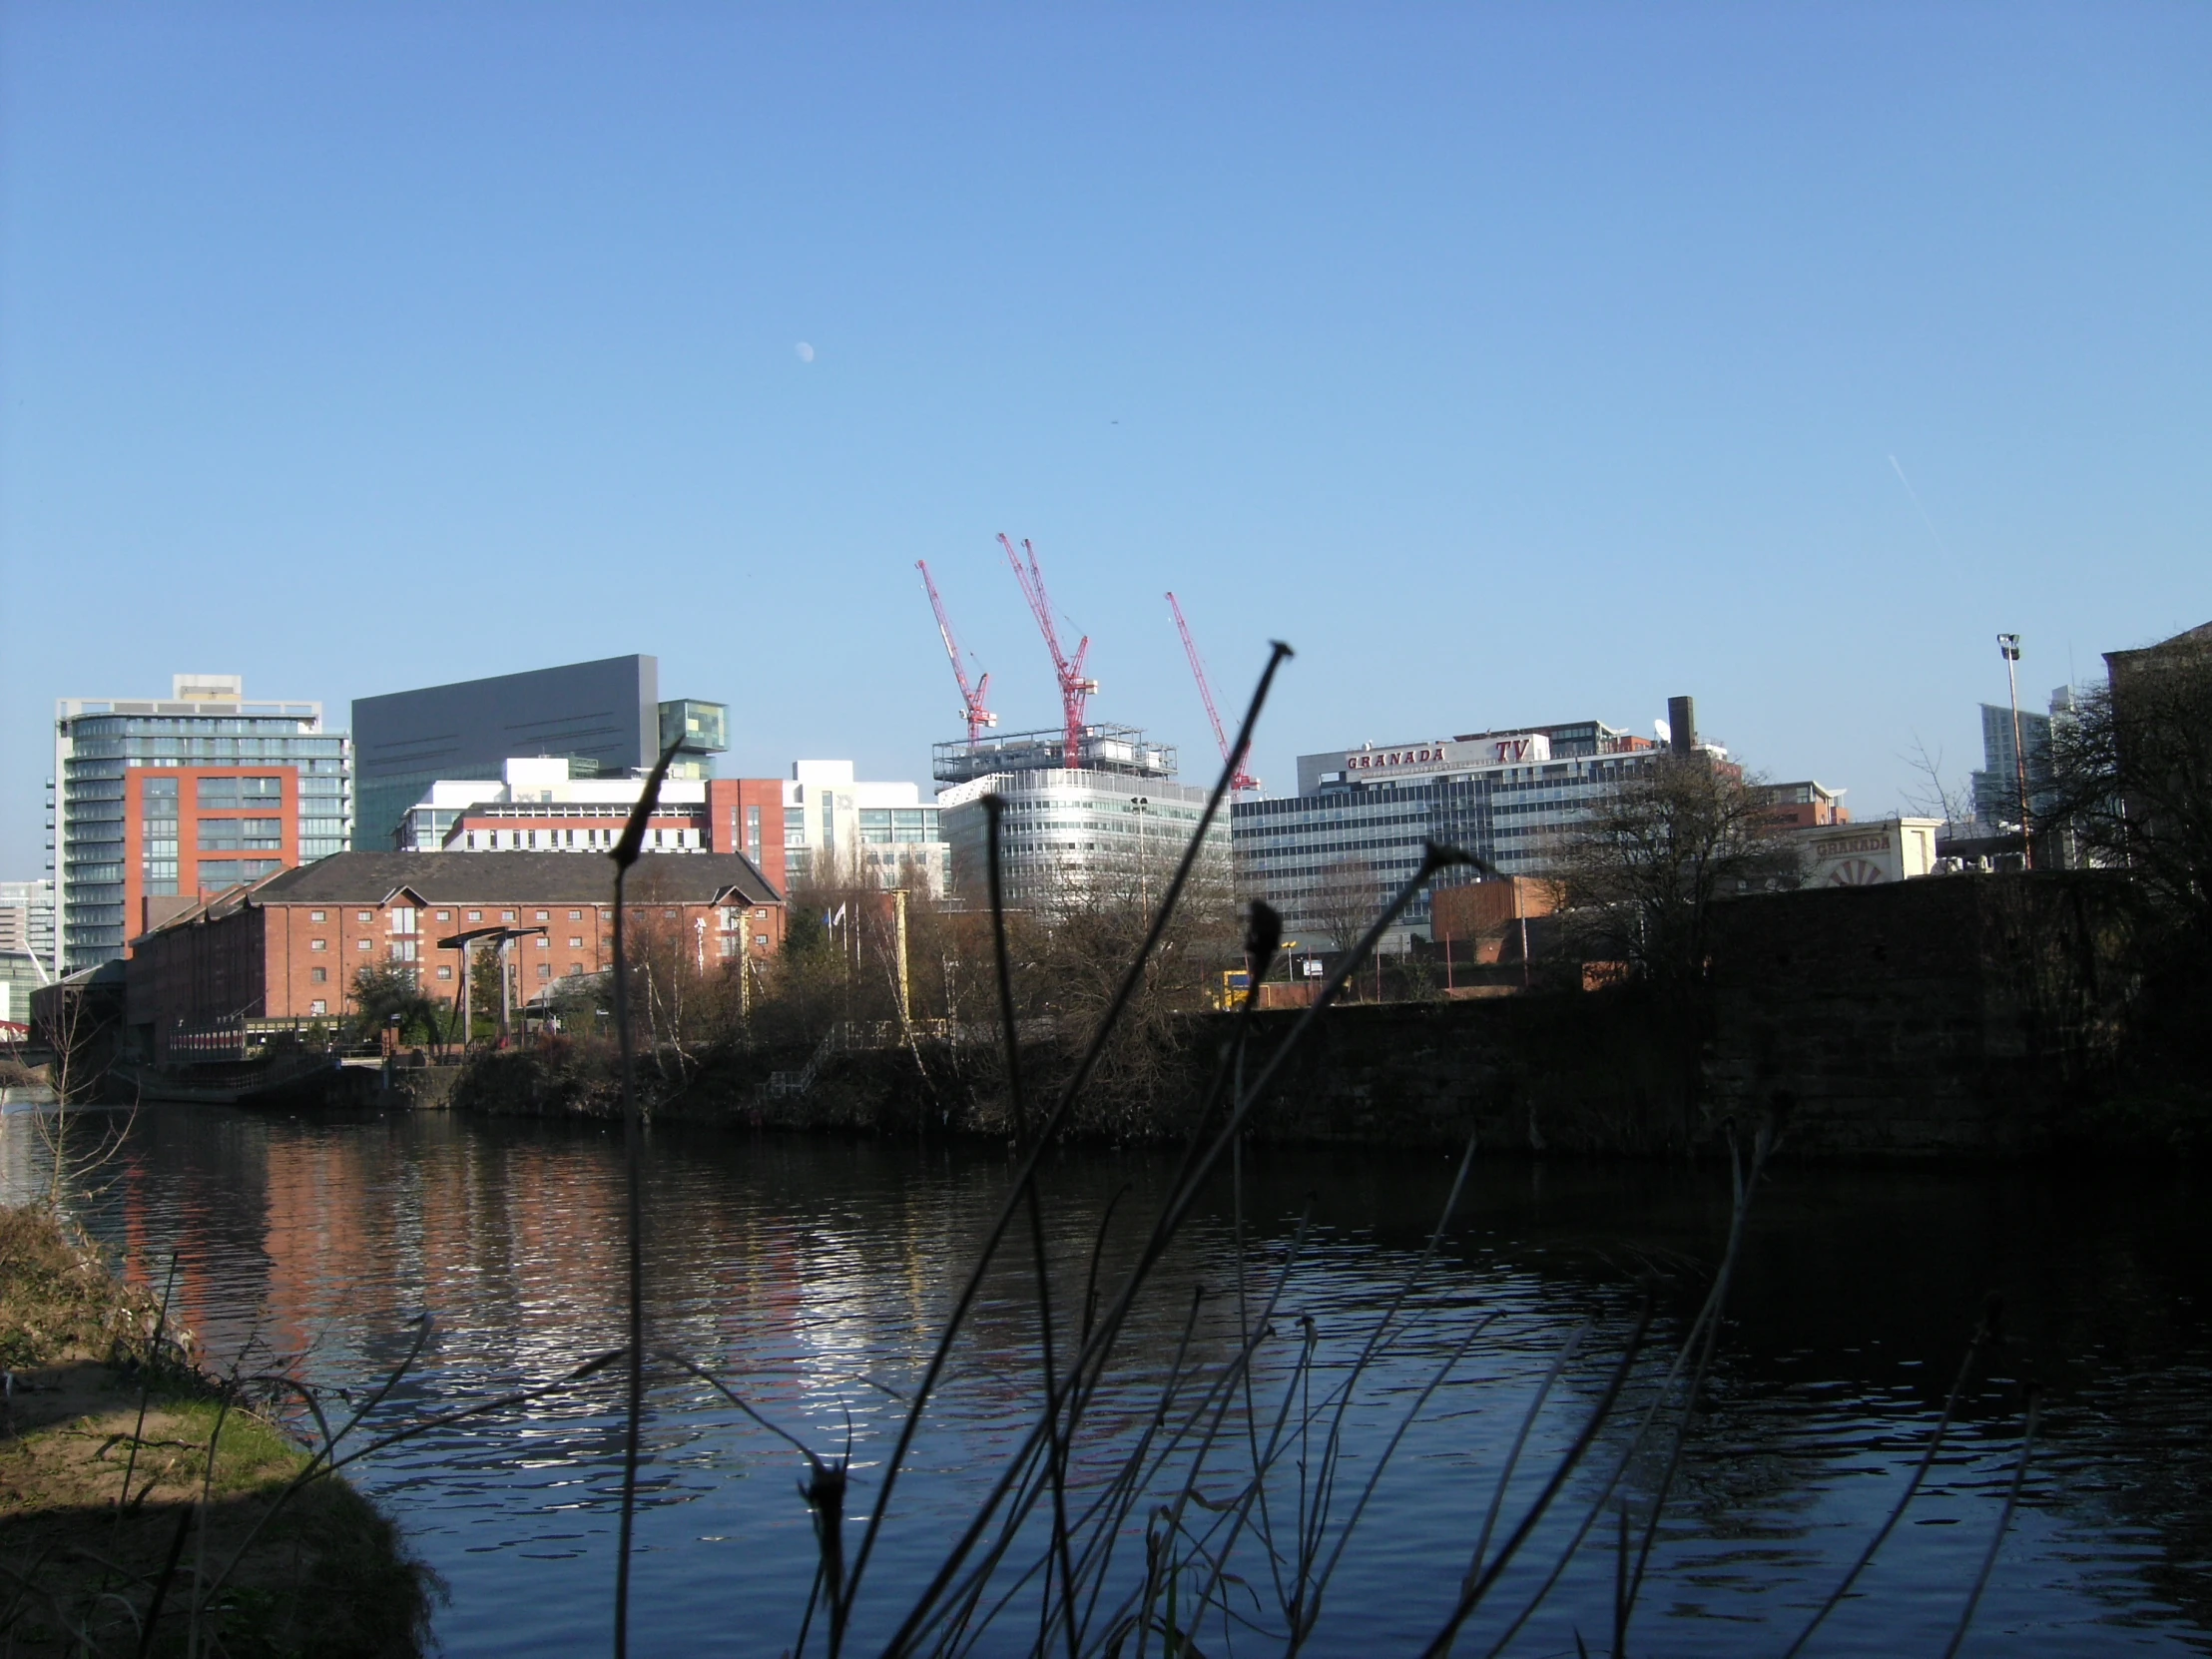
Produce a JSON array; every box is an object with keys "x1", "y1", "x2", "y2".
[
  {"x1": 1221, "y1": 992, "x2": 1690, "y2": 1154},
  {"x1": 437, "y1": 871, "x2": 2170, "y2": 1161},
  {"x1": 1211, "y1": 872, "x2": 2141, "y2": 1159},
  {"x1": 1701, "y1": 871, "x2": 2134, "y2": 1155}
]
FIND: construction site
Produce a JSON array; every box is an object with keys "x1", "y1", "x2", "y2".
[{"x1": 914, "y1": 534, "x2": 1247, "y2": 904}]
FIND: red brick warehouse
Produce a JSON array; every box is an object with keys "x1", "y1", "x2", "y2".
[{"x1": 126, "y1": 850, "x2": 785, "y2": 1060}]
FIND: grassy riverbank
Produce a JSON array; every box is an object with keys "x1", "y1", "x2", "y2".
[{"x1": 0, "y1": 1205, "x2": 439, "y2": 1658}]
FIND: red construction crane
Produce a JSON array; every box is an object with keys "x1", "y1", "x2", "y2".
[
  {"x1": 999, "y1": 533, "x2": 1097, "y2": 761},
  {"x1": 916, "y1": 560, "x2": 996, "y2": 746},
  {"x1": 1166, "y1": 591, "x2": 1259, "y2": 793}
]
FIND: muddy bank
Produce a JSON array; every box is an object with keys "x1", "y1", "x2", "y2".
[{"x1": 0, "y1": 1205, "x2": 440, "y2": 1658}]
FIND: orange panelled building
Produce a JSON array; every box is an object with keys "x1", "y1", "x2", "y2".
[{"x1": 125, "y1": 850, "x2": 784, "y2": 1060}]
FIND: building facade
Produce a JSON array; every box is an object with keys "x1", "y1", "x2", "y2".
[
  {"x1": 53, "y1": 676, "x2": 350, "y2": 973},
  {"x1": 932, "y1": 725, "x2": 1226, "y2": 909},
  {"x1": 1790, "y1": 818, "x2": 1941, "y2": 886},
  {"x1": 0, "y1": 879, "x2": 55, "y2": 965},
  {"x1": 1237, "y1": 710, "x2": 1705, "y2": 948},
  {"x1": 1969, "y1": 699, "x2": 2060, "y2": 831},
  {"x1": 352, "y1": 656, "x2": 713, "y2": 851},
  {"x1": 124, "y1": 850, "x2": 785, "y2": 1061},
  {"x1": 783, "y1": 761, "x2": 947, "y2": 895},
  {"x1": 0, "y1": 879, "x2": 55, "y2": 1031},
  {"x1": 1757, "y1": 781, "x2": 1851, "y2": 830},
  {"x1": 394, "y1": 759, "x2": 787, "y2": 891}
]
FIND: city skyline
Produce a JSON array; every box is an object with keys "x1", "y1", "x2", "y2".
[{"x1": 4, "y1": 7, "x2": 2208, "y2": 879}]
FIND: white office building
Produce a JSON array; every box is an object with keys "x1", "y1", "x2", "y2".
[
  {"x1": 932, "y1": 725, "x2": 1228, "y2": 910},
  {"x1": 783, "y1": 761, "x2": 948, "y2": 896},
  {"x1": 0, "y1": 879, "x2": 55, "y2": 1029},
  {"x1": 396, "y1": 759, "x2": 726, "y2": 853}
]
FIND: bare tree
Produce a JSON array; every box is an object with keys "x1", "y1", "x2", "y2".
[
  {"x1": 1549, "y1": 756, "x2": 1801, "y2": 1008},
  {"x1": 1307, "y1": 856, "x2": 1381, "y2": 955},
  {"x1": 1900, "y1": 733, "x2": 1974, "y2": 830},
  {"x1": 1022, "y1": 836, "x2": 1239, "y2": 1133},
  {"x1": 2047, "y1": 652, "x2": 2212, "y2": 935},
  {"x1": 28, "y1": 972, "x2": 136, "y2": 1211}
]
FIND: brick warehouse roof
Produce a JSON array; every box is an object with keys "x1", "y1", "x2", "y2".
[{"x1": 244, "y1": 850, "x2": 784, "y2": 908}]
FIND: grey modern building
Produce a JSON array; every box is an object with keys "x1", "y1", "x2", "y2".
[
  {"x1": 1234, "y1": 710, "x2": 1696, "y2": 949},
  {"x1": 352, "y1": 656, "x2": 668, "y2": 851},
  {"x1": 1968, "y1": 696, "x2": 2064, "y2": 831}
]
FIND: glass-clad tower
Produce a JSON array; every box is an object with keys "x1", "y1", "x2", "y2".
[{"x1": 51, "y1": 674, "x2": 350, "y2": 973}]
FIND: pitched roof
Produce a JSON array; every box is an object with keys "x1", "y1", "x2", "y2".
[{"x1": 249, "y1": 850, "x2": 783, "y2": 907}]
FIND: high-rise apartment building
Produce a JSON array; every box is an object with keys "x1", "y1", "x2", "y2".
[
  {"x1": 52, "y1": 676, "x2": 350, "y2": 972},
  {"x1": 1969, "y1": 699, "x2": 2060, "y2": 831}
]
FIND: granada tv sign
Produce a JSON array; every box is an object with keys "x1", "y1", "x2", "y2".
[{"x1": 1341, "y1": 733, "x2": 1550, "y2": 775}]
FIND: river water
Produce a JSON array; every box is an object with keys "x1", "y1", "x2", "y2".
[{"x1": 6, "y1": 1101, "x2": 2210, "y2": 1657}]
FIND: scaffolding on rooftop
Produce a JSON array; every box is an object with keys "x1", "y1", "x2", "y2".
[{"x1": 932, "y1": 723, "x2": 1178, "y2": 787}]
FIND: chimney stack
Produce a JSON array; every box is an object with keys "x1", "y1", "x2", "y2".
[{"x1": 1667, "y1": 695, "x2": 1697, "y2": 757}]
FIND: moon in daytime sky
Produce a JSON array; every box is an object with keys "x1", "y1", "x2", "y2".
[{"x1": 794, "y1": 341, "x2": 816, "y2": 363}]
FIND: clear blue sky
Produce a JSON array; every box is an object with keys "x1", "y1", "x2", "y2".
[{"x1": 3, "y1": 4, "x2": 2206, "y2": 873}]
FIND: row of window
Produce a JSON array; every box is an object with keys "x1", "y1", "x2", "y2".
[
  {"x1": 308, "y1": 930, "x2": 598, "y2": 954},
  {"x1": 194, "y1": 819, "x2": 285, "y2": 850},
  {"x1": 66, "y1": 715, "x2": 331, "y2": 738},
  {"x1": 809, "y1": 795, "x2": 951, "y2": 841},
  {"x1": 140, "y1": 776, "x2": 284, "y2": 805},
  {"x1": 205, "y1": 859, "x2": 284, "y2": 884},
  {"x1": 66, "y1": 738, "x2": 338, "y2": 761},
  {"x1": 459, "y1": 826, "x2": 696, "y2": 850}
]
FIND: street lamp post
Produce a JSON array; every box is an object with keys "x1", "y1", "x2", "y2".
[
  {"x1": 1128, "y1": 796, "x2": 1152, "y2": 915},
  {"x1": 1998, "y1": 633, "x2": 2033, "y2": 869}
]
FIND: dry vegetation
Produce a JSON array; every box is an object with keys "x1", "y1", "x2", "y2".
[{"x1": 0, "y1": 1205, "x2": 440, "y2": 1658}]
